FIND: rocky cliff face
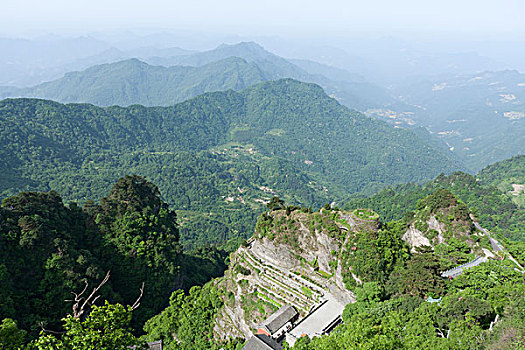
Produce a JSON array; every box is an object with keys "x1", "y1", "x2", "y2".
[
  {"x1": 401, "y1": 190, "x2": 496, "y2": 259},
  {"x1": 402, "y1": 225, "x2": 431, "y2": 252},
  {"x1": 212, "y1": 208, "x2": 379, "y2": 340},
  {"x1": 212, "y1": 192, "x2": 500, "y2": 342}
]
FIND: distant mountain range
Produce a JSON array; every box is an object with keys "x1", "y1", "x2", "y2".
[
  {"x1": 0, "y1": 35, "x2": 197, "y2": 86},
  {"x1": 0, "y1": 42, "x2": 394, "y2": 110},
  {"x1": 0, "y1": 57, "x2": 268, "y2": 107},
  {"x1": 1, "y1": 40, "x2": 523, "y2": 173}
]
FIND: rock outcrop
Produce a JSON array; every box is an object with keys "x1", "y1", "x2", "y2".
[{"x1": 212, "y1": 208, "x2": 365, "y2": 341}]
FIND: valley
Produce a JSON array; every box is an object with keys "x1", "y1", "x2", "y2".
[
  {"x1": 379, "y1": 70, "x2": 525, "y2": 170},
  {"x1": 1, "y1": 41, "x2": 523, "y2": 173}
]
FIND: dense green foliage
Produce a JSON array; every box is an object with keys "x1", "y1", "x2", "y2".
[
  {"x1": 0, "y1": 79, "x2": 461, "y2": 248},
  {"x1": 479, "y1": 155, "x2": 525, "y2": 186},
  {"x1": 142, "y1": 284, "x2": 242, "y2": 350},
  {"x1": 0, "y1": 190, "x2": 108, "y2": 334},
  {"x1": 0, "y1": 318, "x2": 27, "y2": 349},
  {"x1": 341, "y1": 221, "x2": 409, "y2": 289},
  {"x1": 88, "y1": 175, "x2": 183, "y2": 327},
  {"x1": 386, "y1": 251, "x2": 447, "y2": 299},
  {"x1": 342, "y1": 189, "x2": 475, "y2": 294},
  {"x1": 0, "y1": 176, "x2": 228, "y2": 344},
  {"x1": 345, "y1": 171, "x2": 525, "y2": 241},
  {"x1": 478, "y1": 154, "x2": 525, "y2": 207},
  {"x1": 27, "y1": 302, "x2": 146, "y2": 350},
  {"x1": 504, "y1": 240, "x2": 525, "y2": 266}
]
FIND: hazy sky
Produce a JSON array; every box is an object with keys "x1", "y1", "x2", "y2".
[{"x1": 3, "y1": 0, "x2": 525, "y2": 39}]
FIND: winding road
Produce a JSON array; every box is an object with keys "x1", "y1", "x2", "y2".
[
  {"x1": 473, "y1": 221, "x2": 524, "y2": 271},
  {"x1": 474, "y1": 222, "x2": 502, "y2": 252},
  {"x1": 441, "y1": 221, "x2": 524, "y2": 278}
]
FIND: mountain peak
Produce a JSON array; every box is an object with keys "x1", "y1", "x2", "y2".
[
  {"x1": 212, "y1": 41, "x2": 272, "y2": 59},
  {"x1": 216, "y1": 41, "x2": 265, "y2": 51}
]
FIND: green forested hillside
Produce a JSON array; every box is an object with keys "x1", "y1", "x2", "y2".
[
  {"x1": 0, "y1": 176, "x2": 228, "y2": 342},
  {"x1": 0, "y1": 57, "x2": 267, "y2": 107},
  {"x1": 345, "y1": 170, "x2": 525, "y2": 241},
  {"x1": 0, "y1": 80, "x2": 462, "y2": 248},
  {"x1": 478, "y1": 155, "x2": 525, "y2": 207}
]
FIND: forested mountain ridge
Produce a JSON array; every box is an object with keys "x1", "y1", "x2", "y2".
[
  {"x1": 153, "y1": 41, "x2": 396, "y2": 109},
  {"x1": 0, "y1": 57, "x2": 268, "y2": 107},
  {"x1": 345, "y1": 159, "x2": 525, "y2": 242},
  {"x1": 477, "y1": 154, "x2": 525, "y2": 207},
  {"x1": 0, "y1": 79, "x2": 462, "y2": 248},
  {"x1": 0, "y1": 42, "x2": 394, "y2": 110}
]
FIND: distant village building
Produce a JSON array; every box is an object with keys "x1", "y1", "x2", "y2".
[
  {"x1": 242, "y1": 334, "x2": 282, "y2": 350},
  {"x1": 257, "y1": 305, "x2": 299, "y2": 340},
  {"x1": 425, "y1": 296, "x2": 442, "y2": 304}
]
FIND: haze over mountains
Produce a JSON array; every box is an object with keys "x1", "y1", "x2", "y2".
[
  {"x1": 0, "y1": 35, "x2": 195, "y2": 86},
  {"x1": 2, "y1": 32, "x2": 523, "y2": 87},
  {"x1": 375, "y1": 70, "x2": 525, "y2": 170},
  {"x1": 0, "y1": 42, "x2": 393, "y2": 110},
  {"x1": 1, "y1": 39, "x2": 522, "y2": 172}
]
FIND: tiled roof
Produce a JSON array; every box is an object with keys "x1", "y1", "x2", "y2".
[
  {"x1": 243, "y1": 334, "x2": 282, "y2": 350},
  {"x1": 261, "y1": 305, "x2": 298, "y2": 334}
]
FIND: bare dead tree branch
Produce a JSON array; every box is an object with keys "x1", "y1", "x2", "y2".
[
  {"x1": 490, "y1": 314, "x2": 500, "y2": 331},
  {"x1": 91, "y1": 295, "x2": 101, "y2": 305},
  {"x1": 69, "y1": 271, "x2": 111, "y2": 319},
  {"x1": 130, "y1": 282, "x2": 145, "y2": 310},
  {"x1": 39, "y1": 322, "x2": 66, "y2": 335},
  {"x1": 67, "y1": 272, "x2": 144, "y2": 320},
  {"x1": 65, "y1": 280, "x2": 88, "y2": 302}
]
